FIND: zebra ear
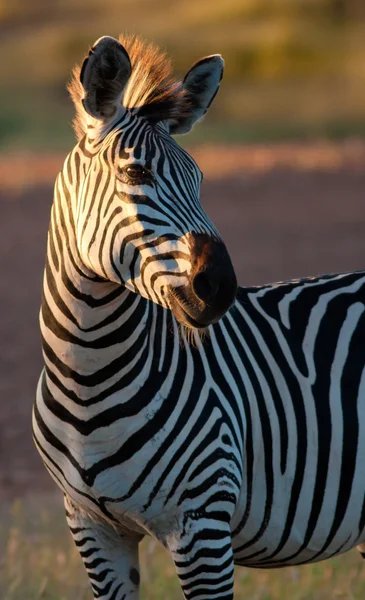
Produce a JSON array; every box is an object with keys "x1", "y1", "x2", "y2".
[
  {"x1": 80, "y1": 36, "x2": 131, "y2": 124},
  {"x1": 169, "y1": 55, "x2": 224, "y2": 135}
]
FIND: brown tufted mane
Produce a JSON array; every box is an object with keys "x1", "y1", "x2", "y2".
[{"x1": 67, "y1": 34, "x2": 190, "y2": 140}]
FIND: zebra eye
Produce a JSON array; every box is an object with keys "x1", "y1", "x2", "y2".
[{"x1": 124, "y1": 164, "x2": 152, "y2": 183}]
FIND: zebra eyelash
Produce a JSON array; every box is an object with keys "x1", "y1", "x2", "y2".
[{"x1": 118, "y1": 164, "x2": 156, "y2": 187}]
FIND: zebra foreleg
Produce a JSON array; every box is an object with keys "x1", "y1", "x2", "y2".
[
  {"x1": 166, "y1": 523, "x2": 234, "y2": 600},
  {"x1": 64, "y1": 495, "x2": 142, "y2": 599}
]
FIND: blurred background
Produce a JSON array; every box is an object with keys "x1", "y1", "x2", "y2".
[
  {"x1": 1, "y1": 0, "x2": 365, "y2": 149},
  {"x1": 1, "y1": 1, "x2": 365, "y2": 598}
]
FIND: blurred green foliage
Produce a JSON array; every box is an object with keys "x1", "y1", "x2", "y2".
[{"x1": 1, "y1": 0, "x2": 365, "y2": 150}]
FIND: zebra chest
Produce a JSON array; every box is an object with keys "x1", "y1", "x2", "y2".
[
  {"x1": 96, "y1": 461, "x2": 242, "y2": 544},
  {"x1": 83, "y1": 427, "x2": 241, "y2": 535},
  {"x1": 65, "y1": 403, "x2": 242, "y2": 540}
]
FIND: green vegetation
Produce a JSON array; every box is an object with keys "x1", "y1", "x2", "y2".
[
  {"x1": 1, "y1": 0, "x2": 365, "y2": 150},
  {"x1": 2, "y1": 496, "x2": 365, "y2": 599}
]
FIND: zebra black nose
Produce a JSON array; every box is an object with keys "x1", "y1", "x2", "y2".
[
  {"x1": 192, "y1": 270, "x2": 219, "y2": 303},
  {"x1": 190, "y1": 233, "x2": 237, "y2": 318},
  {"x1": 169, "y1": 233, "x2": 237, "y2": 328}
]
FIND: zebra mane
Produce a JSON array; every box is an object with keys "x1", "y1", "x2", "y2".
[{"x1": 68, "y1": 34, "x2": 189, "y2": 140}]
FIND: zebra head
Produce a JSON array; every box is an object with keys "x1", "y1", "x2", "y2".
[{"x1": 69, "y1": 35, "x2": 237, "y2": 328}]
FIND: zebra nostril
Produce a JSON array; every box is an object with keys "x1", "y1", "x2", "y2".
[{"x1": 192, "y1": 271, "x2": 218, "y2": 303}]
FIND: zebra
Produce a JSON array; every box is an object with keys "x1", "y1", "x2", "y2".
[{"x1": 32, "y1": 34, "x2": 365, "y2": 600}]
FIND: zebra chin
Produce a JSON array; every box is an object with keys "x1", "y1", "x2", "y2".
[{"x1": 168, "y1": 280, "x2": 237, "y2": 329}]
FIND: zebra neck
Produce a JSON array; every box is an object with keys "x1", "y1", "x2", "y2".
[{"x1": 41, "y1": 240, "x2": 160, "y2": 403}]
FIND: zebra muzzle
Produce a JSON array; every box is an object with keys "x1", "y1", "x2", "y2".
[{"x1": 168, "y1": 233, "x2": 237, "y2": 328}]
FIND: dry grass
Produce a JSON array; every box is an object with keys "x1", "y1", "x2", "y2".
[{"x1": 2, "y1": 496, "x2": 365, "y2": 600}]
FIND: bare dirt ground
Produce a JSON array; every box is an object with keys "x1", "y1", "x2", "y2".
[{"x1": 1, "y1": 142, "x2": 365, "y2": 501}]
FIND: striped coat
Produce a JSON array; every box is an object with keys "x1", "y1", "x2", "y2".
[{"x1": 33, "y1": 34, "x2": 365, "y2": 600}]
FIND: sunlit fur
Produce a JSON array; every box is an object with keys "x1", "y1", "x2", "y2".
[{"x1": 68, "y1": 34, "x2": 190, "y2": 141}]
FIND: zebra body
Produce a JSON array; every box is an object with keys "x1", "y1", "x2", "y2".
[
  {"x1": 33, "y1": 35, "x2": 365, "y2": 599},
  {"x1": 35, "y1": 268, "x2": 365, "y2": 566}
]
